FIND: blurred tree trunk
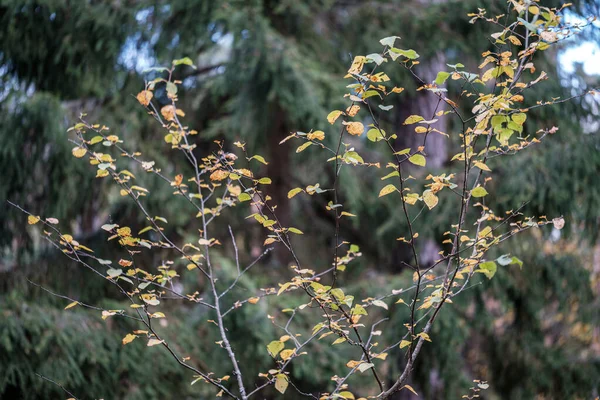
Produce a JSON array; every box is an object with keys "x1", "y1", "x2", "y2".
[
  {"x1": 393, "y1": 52, "x2": 448, "y2": 269},
  {"x1": 267, "y1": 103, "x2": 293, "y2": 265}
]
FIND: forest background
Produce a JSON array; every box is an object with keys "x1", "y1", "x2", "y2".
[{"x1": 1, "y1": 0, "x2": 600, "y2": 399}]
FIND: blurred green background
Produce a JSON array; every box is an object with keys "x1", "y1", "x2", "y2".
[{"x1": 1, "y1": 0, "x2": 600, "y2": 399}]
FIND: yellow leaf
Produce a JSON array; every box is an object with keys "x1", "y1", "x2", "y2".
[
  {"x1": 307, "y1": 130, "x2": 325, "y2": 141},
  {"x1": 400, "y1": 340, "x2": 411, "y2": 349},
  {"x1": 327, "y1": 110, "x2": 343, "y2": 124},
  {"x1": 122, "y1": 333, "x2": 137, "y2": 345},
  {"x1": 403, "y1": 384, "x2": 418, "y2": 396},
  {"x1": 404, "y1": 115, "x2": 424, "y2": 125},
  {"x1": 332, "y1": 337, "x2": 347, "y2": 345},
  {"x1": 64, "y1": 301, "x2": 78, "y2": 310},
  {"x1": 474, "y1": 161, "x2": 491, "y2": 172},
  {"x1": 280, "y1": 349, "x2": 294, "y2": 360},
  {"x1": 27, "y1": 215, "x2": 40, "y2": 225},
  {"x1": 72, "y1": 147, "x2": 87, "y2": 158},
  {"x1": 417, "y1": 332, "x2": 432, "y2": 342},
  {"x1": 275, "y1": 374, "x2": 289, "y2": 394},
  {"x1": 347, "y1": 56, "x2": 366, "y2": 75},
  {"x1": 277, "y1": 282, "x2": 291, "y2": 296},
  {"x1": 379, "y1": 184, "x2": 397, "y2": 197},
  {"x1": 288, "y1": 188, "x2": 304, "y2": 198},
  {"x1": 296, "y1": 142, "x2": 313, "y2": 153},
  {"x1": 422, "y1": 190, "x2": 438, "y2": 210}
]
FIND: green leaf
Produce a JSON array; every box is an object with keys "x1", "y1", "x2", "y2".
[
  {"x1": 367, "y1": 128, "x2": 386, "y2": 142},
  {"x1": 517, "y1": 17, "x2": 538, "y2": 32},
  {"x1": 250, "y1": 155, "x2": 269, "y2": 165},
  {"x1": 363, "y1": 90, "x2": 381, "y2": 99},
  {"x1": 330, "y1": 288, "x2": 345, "y2": 301},
  {"x1": 390, "y1": 48, "x2": 419, "y2": 60},
  {"x1": 89, "y1": 136, "x2": 103, "y2": 145},
  {"x1": 434, "y1": 71, "x2": 451, "y2": 85},
  {"x1": 138, "y1": 226, "x2": 154, "y2": 235},
  {"x1": 166, "y1": 82, "x2": 177, "y2": 97},
  {"x1": 343, "y1": 151, "x2": 364, "y2": 164},
  {"x1": 238, "y1": 193, "x2": 252, "y2": 202},
  {"x1": 258, "y1": 177, "x2": 272, "y2": 185},
  {"x1": 477, "y1": 261, "x2": 497, "y2": 279},
  {"x1": 497, "y1": 255, "x2": 523, "y2": 269},
  {"x1": 408, "y1": 154, "x2": 426, "y2": 167},
  {"x1": 172, "y1": 57, "x2": 196, "y2": 68},
  {"x1": 288, "y1": 227, "x2": 303, "y2": 235},
  {"x1": 511, "y1": 112, "x2": 527, "y2": 125},
  {"x1": 381, "y1": 171, "x2": 399, "y2": 180},
  {"x1": 471, "y1": 187, "x2": 488, "y2": 198},
  {"x1": 352, "y1": 304, "x2": 368, "y2": 316}
]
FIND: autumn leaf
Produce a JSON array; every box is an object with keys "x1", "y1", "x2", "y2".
[
  {"x1": 379, "y1": 184, "x2": 397, "y2": 197},
  {"x1": 327, "y1": 110, "x2": 343, "y2": 124},
  {"x1": 288, "y1": 188, "x2": 304, "y2": 198},
  {"x1": 345, "y1": 122, "x2": 364, "y2": 136},
  {"x1": 136, "y1": 90, "x2": 153, "y2": 106},
  {"x1": 122, "y1": 333, "x2": 138, "y2": 345},
  {"x1": 210, "y1": 170, "x2": 229, "y2": 181},
  {"x1": 307, "y1": 130, "x2": 325, "y2": 141},
  {"x1": 402, "y1": 385, "x2": 418, "y2": 396},
  {"x1": 64, "y1": 301, "x2": 78, "y2": 310},
  {"x1": 161, "y1": 105, "x2": 176, "y2": 121},
  {"x1": 404, "y1": 115, "x2": 425, "y2": 125},
  {"x1": 72, "y1": 147, "x2": 87, "y2": 158},
  {"x1": 274, "y1": 374, "x2": 288, "y2": 394},
  {"x1": 423, "y1": 190, "x2": 438, "y2": 210},
  {"x1": 267, "y1": 340, "x2": 284, "y2": 358}
]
